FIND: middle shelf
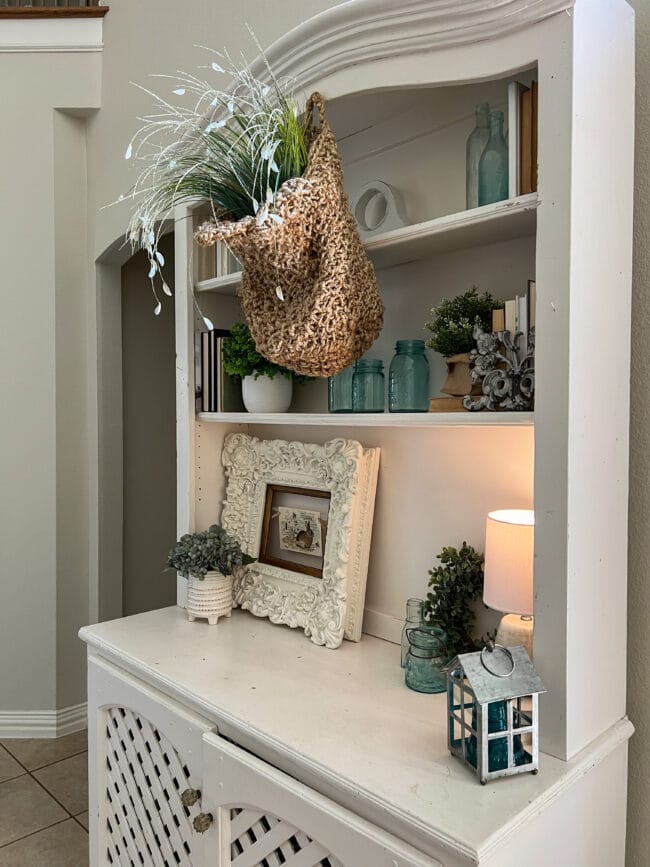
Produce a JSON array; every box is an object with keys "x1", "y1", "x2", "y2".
[
  {"x1": 195, "y1": 193, "x2": 539, "y2": 294},
  {"x1": 197, "y1": 411, "x2": 534, "y2": 428}
]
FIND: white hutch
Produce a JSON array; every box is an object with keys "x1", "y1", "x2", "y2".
[{"x1": 81, "y1": 1, "x2": 635, "y2": 864}]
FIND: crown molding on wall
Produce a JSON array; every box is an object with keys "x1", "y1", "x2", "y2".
[
  {"x1": 0, "y1": 17, "x2": 102, "y2": 53},
  {"x1": 0, "y1": 702, "x2": 87, "y2": 739}
]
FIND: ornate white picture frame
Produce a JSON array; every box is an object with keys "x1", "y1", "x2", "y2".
[{"x1": 221, "y1": 433, "x2": 380, "y2": 649}]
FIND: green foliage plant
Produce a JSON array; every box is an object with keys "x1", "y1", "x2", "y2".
[
  {"x1": 222, "y1": 322, "x2": 307, "y2": 382},
  {"x1": 423, "y1": 542, "x2": 485, "y2": 656},
  {"x1": 167, "y1": 524, "x2": 254, "y2": 580},
  {"x1": 425, "y1": 286, "x2": 503, "y2": 357}
]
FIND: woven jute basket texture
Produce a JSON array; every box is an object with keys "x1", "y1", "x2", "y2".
[{"x1": 194, "y1": 92, "x2": 384, "y2": 378}]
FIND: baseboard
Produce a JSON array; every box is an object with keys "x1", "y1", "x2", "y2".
[
  {"x1": 362, "y1": 607, "x2": 402, "y2": 645},
  {"x1": 0, "y1": 702, "x2": 87, "y2": 739}
]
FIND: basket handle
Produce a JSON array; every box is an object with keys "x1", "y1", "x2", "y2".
[{"x1": 306, "y1": 92, "x2": 328, "y2": 139}]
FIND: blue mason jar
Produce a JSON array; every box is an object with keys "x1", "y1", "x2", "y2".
[
  {"x1": 352, "y1": 359, "x2": 385, "y2": 412},
  {"x1": 328, "y1": 363, "x2": 355, "y2": 413},
  {"x1": 404, "y1": 626, "x2": 449, "y2": 694},
  {"x1": 389, "y1": 340, "x2": 430, "y2": 412}
]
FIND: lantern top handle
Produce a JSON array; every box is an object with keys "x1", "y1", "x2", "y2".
[{"x1": 480, "y1": 641, "x2": 516, "y2": 678}]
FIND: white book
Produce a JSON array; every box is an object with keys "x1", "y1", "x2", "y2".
[
  {"x1": 517, "y1": 294, "x2": 528, "y2": 355},
  {"x1": 508, "y1": 81, "x2": 526, "y2": 198},
  {"x1": 505, "y1": 299, "x2": 517, "y2": 334}
]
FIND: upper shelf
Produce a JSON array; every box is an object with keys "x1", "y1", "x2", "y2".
[
  {"x1": 195, "y1": 193, "x2": 539, "y2": 294},
  {"x1": 197, "y1": 411, "x2": 534, "y2": 428}
]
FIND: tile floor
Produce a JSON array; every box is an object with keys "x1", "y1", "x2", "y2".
[{"x1": 0, "y1": 730, "x2": 88, "y2": 866}]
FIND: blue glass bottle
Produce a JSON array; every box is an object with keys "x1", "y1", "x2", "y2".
[
  {"x1": 328, "y1": 363, "x2": 355, "y2": 413},
  {"x1": 478, "y1": 110, "x2": 509, "y2": 206},
  {"x1": 389, "y1": 340, "x2": 430, "y2": 412},
  {"x1": 401, "y1": 598, "x2": 424, "y2": 668},
  {"x1": 466, "y1": 102, "x2": 490, "y2": 209},
  {"x1": 352, "y1": 359, "x2": 384, "y2": 412}
]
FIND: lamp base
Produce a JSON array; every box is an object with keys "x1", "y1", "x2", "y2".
[{"x1": 496, "y1": 614, "x2": 534, "y2": 658}]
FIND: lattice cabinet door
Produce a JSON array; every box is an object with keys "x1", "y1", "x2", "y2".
[
  {"x1": 88, "y1": 657, "x2": 215, "y2": 867},
  {"x1": 200, "y1": 732, "x2": 441, "y2": 867}
]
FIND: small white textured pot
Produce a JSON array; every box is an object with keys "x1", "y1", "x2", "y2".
[
  {"x1": 187, "y1": 570, "x2": 233, "y2": 626},
  {"x1": 242, "y1": 372, "x2": 292, "y2": 413}
]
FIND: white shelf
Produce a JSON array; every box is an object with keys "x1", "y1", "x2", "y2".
[
  {"x1": 366, "y1": 193, "x2": 538, "y2": 269},
  {"x1": 195, "y1": 271, "x2": 243, "y2": 294},
  {"x1": 193, "y1": 194, "x2": 538, "y2": 294},
  {"x1": 197, "y1": 410, "x2": 533, "y2": 428}
]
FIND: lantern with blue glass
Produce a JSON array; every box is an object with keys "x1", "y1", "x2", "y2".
[{"x1": 447, "y1": 640, "x2": 546, "y2": 784}]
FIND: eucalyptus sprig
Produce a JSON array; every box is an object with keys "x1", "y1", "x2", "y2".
[{"x1": 118, "y1": 44, "x2": 309, "y2": 315}]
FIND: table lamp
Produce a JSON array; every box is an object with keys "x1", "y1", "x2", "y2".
[{"x1": 483, "y1": 509, "x2": 534, "y2": 657}]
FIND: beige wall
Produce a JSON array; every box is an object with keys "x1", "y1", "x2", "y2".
[
  {"x1": 627, "y1": 2, "x2": 649, "y2": 864},
  {"x1": 0, "y1": 52, "x2": 100, "y2": 713}
]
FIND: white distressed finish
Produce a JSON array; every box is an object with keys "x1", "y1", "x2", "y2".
[
  {"x1": 187, "y1": 571, "x2": 233, "y2": 625},
  {"x1": 201, "y1": 733, "x2": 439, "y2": 867},
  {"x1": 173, "y1": 0, "x2": 635, "y2": 767},
  {"x1": 87, "y1": 654, "x2": 213, "y2": 867},
  {"x1": 221, "y1": 433, "x2": 380, "y2": 646},
  {"x1": 80, "y1": 608, "x2": 634, "y2": 866},
  {"x1": 198, "y1": 412, "x2": 533, "y2": 428}
]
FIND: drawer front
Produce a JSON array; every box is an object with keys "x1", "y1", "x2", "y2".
[
  {"x1": 88, "y1": 656, "x2": 214, "y2": 867},
  {"x1": 199, "y1": 732, "x2": 441, "y2": 867}
]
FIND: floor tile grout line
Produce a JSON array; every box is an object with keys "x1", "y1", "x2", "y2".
[
  {"x1": 0, "y1": 743, "x2": 87, "y2": 773},
  {"x1": 0, "y1": 770, "x2": 28, "y2": 785},
  {"x1": 29, "y1": 748, "x2": 88, "y2": 774},
  {"x1": 27, "y1": 766, "x2": 81, "y2": 820},
  {"x1": 0, "y1": 816, "x2": 71, "y2": 850},
  {"x1": 72, "y1": 814, "x2": 89, "y2": 833}
]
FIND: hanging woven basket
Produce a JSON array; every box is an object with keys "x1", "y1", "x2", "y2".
[{"x1": 194, "y1": 92, "x2": 384, "y2": 378}]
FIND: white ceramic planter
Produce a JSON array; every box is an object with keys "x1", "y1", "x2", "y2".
[
  {"x1": 242, "y1": 372, "x2": 292, "y2": 413},
  {"x1": 187, "y1": 570, "x2": 233, "y2": 625}
]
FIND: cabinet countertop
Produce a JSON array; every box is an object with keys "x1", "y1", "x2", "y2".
[{"x1": 80, "y1": 606, "x2": 632, "y2": 863}]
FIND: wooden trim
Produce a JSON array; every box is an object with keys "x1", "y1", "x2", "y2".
[{"x1": 0, "y1": 7, "x2": 109, "y2": 18}]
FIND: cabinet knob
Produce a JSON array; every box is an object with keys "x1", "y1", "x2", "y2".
[
  {"x1": 193, "y1": 813, "x2": 213, "y2": 834},
  {"x1": 180, "y1": 788, "x2": 201, "y2": 807}
]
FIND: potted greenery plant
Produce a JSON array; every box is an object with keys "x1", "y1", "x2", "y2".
[
  {"x1": 167, "y1": 524, "x2": 254, "y2": 625},
  {"x1": 423, "y1": 542, "x2": 486, "y2": 656},
  {"x1": 425, "y1": 286, "x2": 503, "y2": 396},
  {"x1": 223, "y1": 322, "x2": 298, "y2": 413}
]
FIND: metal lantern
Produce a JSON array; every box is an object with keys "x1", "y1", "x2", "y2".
[{"x1": 447, "y1": 641, "x2": 546, "y2": 784}]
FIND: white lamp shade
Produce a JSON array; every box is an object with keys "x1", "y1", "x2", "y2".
[{"x1": 483, "y1": 509, "x2": 534, "y2": 615}]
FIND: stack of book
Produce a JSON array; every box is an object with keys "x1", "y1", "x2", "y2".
[
  {"x1": 491, "y1": 280, "x2": 536, "y2": 352},
  {"x1": 196, "y1": 330, "x2": 245, "y2": 413},
  {"x1": 508, "y1": 80, "x2": 538, "y2": 197}
]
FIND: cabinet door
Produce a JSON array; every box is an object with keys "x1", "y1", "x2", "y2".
[
  {"x1": 200, "y1": 732, "x2": 441, "y2": 867},
  {"x1": 88, "y1": 656, "x2": 214, "y2": 867}
]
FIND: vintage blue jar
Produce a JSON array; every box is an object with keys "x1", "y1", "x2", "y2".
[
  {"x1": 401, "y1": 598, "x2": 425, "y2": 668},
  {"x1": 352, "y1": 359, "x2": 384, "y2": 412},
  {"x1": 404, "y1": 626, "x2": 449, "y2": 694},
  {"x1": 328, "y1": 363, "x2": 355, "y2": 413},
  {"x1": 388, "y1": 340, "x2": 430, "y2": 412}
]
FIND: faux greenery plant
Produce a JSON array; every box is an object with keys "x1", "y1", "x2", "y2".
[
  {"x1": 120, "y1": 44, "x2": 309, "y2": 314},
  {"x1": 167, "y1": 524, "x2": 254, "y2": 580},
  {"x1": 423, "y1": 542, "x2": 485, "y2": 656},
  {"x1": 425, "y1": 286, "x2": 503, "y2": 357},
  {"x1": 223, "y1": 322, "x2": 305, "y2": 381}
]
